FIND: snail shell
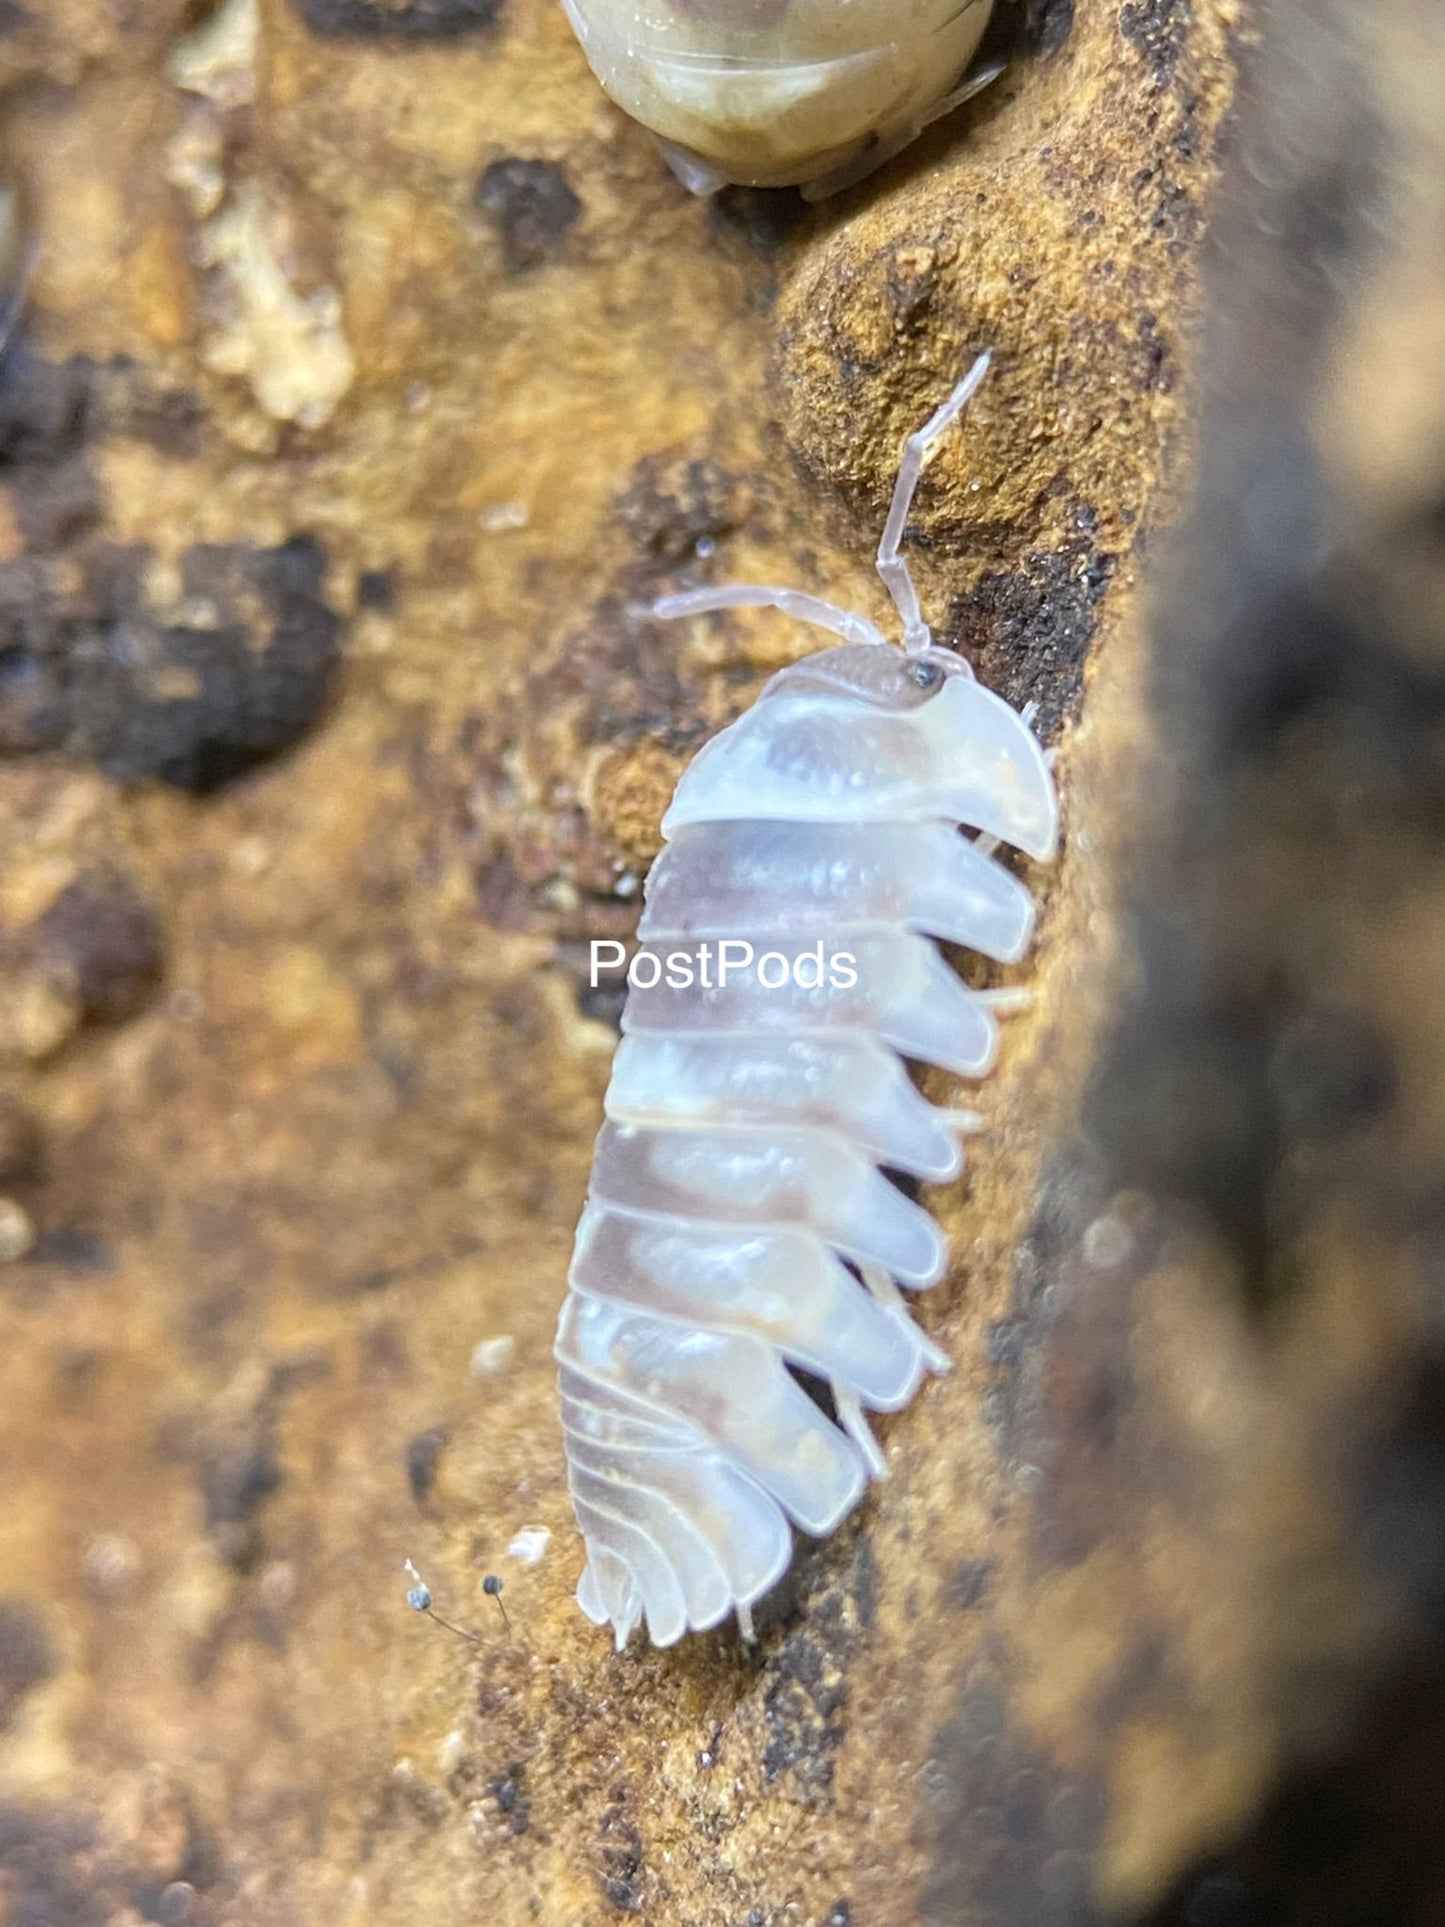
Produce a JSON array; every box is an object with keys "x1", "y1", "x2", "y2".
[{"x1": 560, "y1": 0, "x2": 996, "y2": 194}]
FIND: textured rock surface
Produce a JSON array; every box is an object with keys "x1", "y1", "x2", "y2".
[{"x1": 2, "y1": 0, "x2": 1441, "y2": 1921}]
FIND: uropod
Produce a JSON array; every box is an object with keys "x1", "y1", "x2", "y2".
[
  {"x1": 554, "y1": 354, "x2": 1058, "y2": 1649},
  {"x1": 559, "y1": 0, "x2": 999, "y2": 197}
]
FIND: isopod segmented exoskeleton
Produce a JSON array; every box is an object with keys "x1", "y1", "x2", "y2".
[
  {"x1": 559, "y1": 0, "x2": 999, "y2": 198},
  {"x1": 555, "y1": 354, "x2": 1057, "y2": 1648}
]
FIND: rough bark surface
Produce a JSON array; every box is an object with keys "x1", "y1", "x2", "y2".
[{"x1": 1, "y1": 0, "x2": 1440, "y2": 1922}]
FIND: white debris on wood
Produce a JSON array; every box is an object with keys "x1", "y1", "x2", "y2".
[
  {"x1": 506, "y1": 1527, "x2": 551, "y2": 1566},
  {"x1": 194, "y1": 185, "x2": 356, "y2": 427},
  {"x1": 0, "y1": 1198, "x2": 35, "y2": 1263},
  {"x1": 169, "y1": 0, "x2": 259, "y2": 108},
  {"x1": 470, "y1": 1335, "x2": 517, "y2": 1377}
]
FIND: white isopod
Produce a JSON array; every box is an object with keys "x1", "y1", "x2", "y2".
[
  {"x1": 559, "y1": 0, "x2": 999, "y2": 198},
  {"x1": 555, "y1": 353, "x2": 1057, "y2": 1648}
]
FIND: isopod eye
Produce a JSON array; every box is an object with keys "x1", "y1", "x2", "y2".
[{"x1": 909, "y1": 661, "x2": 944, "y2": 693}]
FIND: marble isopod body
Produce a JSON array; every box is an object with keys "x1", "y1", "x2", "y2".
[
  {"x1": 559, "y1": 0, "x2": 998, "y2": 196},
  {"x1": 554, "y1": 355, "x2": 1057, "y2": 1647}
]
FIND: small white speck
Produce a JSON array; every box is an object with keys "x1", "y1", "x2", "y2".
[
  {"x1": 84, "y1": 1533, "x2": 142, "y2": 1589},
  {"x1": 436, "y1": 1729, "x2": 467, "y2": 1774},
  {"x1": 541, "y1": 877, "x2": 579, "y2": 913},
  {"x1": 480, "y1": 502, "x2": 530, "y2": 534},
  {"x1": 259, "y1": 1560, "x2": 296, "y2": 1609},
  {"x1": 229, "y1": 835, "x2": 270, "y2": 877},
  {"x1": 0, "y1": 1197, "x2": 35, "y2": 1264},
  {"x1": 613, "y1": 872, "x2": 639, "y2": 900},
  {"x1": 507, "y1": 1526, "x2": 551, "y2": 1565},
  {"x1": 1082, "y1": 1214, "x2": 1133, "y2": 1270},
  {"x1": 471, "y1": 1335, "x2": 517, "y2": 1377}
]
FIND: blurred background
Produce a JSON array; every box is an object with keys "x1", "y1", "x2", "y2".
[{"x1": 1, "y1": 0, "x2": 1444, "y2": 1922}]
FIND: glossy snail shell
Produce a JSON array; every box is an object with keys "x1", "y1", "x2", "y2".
[{"x1": 560, "y1": 0, "x2": 997, "y2": 194}]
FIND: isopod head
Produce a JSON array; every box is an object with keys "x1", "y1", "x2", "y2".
[
  {"x1": 560, "y1": 0, "x2": 997, "y2": 193},
  {"x1": 758, "y1": 640, "x2": 972, "y2": 710}
]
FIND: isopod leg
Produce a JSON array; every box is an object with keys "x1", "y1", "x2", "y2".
[
  {"x1": 1017, "y1": 698, "x2": 1064, "y2": 773},
  {"x1": 977, "y1": 986, "x2": 1034, "y2": 1015},
  {"x1": 652, "y1": 134, "x2": 730, "y2": 198},
  {"x1": 834, "y1": 1384, "x2": 887, "y2": 1479},
  {"x1": 861, "y1": 1265, "x2": 952, "y2": 1374},
  {"x1": 859, "y1": 1263, "x2": 908, "y2": 1314},
  {"x1": 653, "y1": 583, "x2": 887, "y2": 649},
  {"x1": 877, "y1": 352, "x2": 992, "y2": 654}
]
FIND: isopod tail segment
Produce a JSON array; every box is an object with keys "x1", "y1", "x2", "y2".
[{"x1": 654, "y1": 352, "x2": 992, "y2": 660}]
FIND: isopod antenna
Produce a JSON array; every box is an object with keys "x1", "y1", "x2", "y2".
[
  {"x1": 877, "y1": 351, "x2": 992, "y2": 656},
  {"x1": 651, "y1": 582, "x2": 886, "y2": 648}
]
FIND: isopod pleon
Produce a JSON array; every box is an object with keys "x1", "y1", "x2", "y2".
[
  {"x1": 559, "y1": 0, "x2": 998, "y2": 197},
  {"x1": 554, "y1": 354, "x2": 1056, "y2": 1649}
]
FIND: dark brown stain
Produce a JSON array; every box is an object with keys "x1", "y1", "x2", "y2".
[
  {"x1": 0, "y1": 339, "x2": 344, "y2": 789},
  {"x1": 491, "y1": 1764, "x2": 531, "y2": 1837},
  {"x1": 406, "y1": 1424, "x2": 450, "y2": 1505},
  {"x1": 760, "y1": 1534, "x2": 876, "y2": 1802},
  {"x1": 0, "y1": 535, "x2": 345, "y2": 791},
  {"x1": 1120, "y1": 0, "x2": 1194, "y2": 88},
  {"x1": 291, "y1": 0, "x2": 501, "y2": 36},
  {"x1": 29, "y1": 868, "x2": 164, "y2": 1023},
  {"x1": 946, "y1": 509, "x2": 1115, "y2": 737},
  {"x1": 1025, "y1": 0, "x2": 1075, "y2": 58},
  {"x1": 476, "y1": 158, "x2": 584, "y2": 272},
  {"x1": 0, "y1": 1594, "x2": 53, "y2": 1730},
  {"x1": 0, "y1": 1094, "x2": 40, "y2": 1186},
  {"x1": 594, "y1": 1803, "x2": 647, "y2": 1912}
]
